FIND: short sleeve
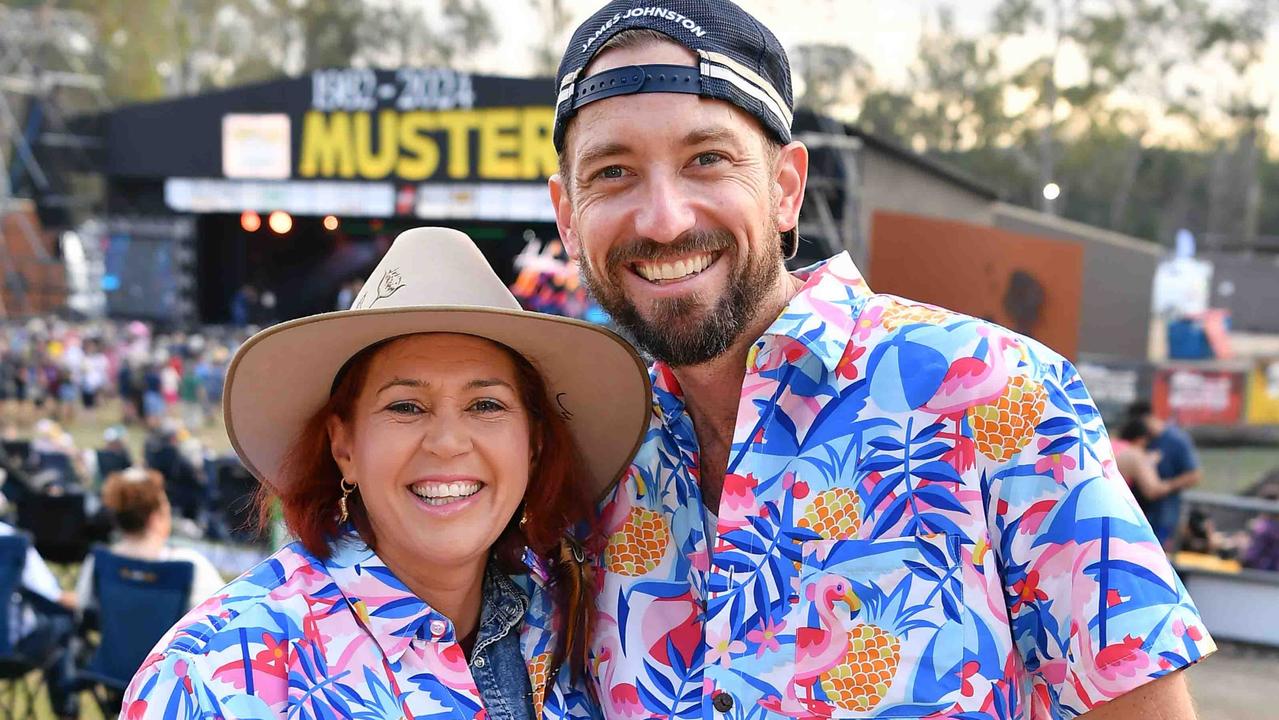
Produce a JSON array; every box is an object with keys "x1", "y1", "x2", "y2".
[
  {"x1": 21, "y1": 547, "x2": 63, "y2": 603},
  {"x1": 986, "y1": 346, "x2": 1214, "y2": 717},
  {"x1": 75, "y1": 556, "x2": 94, "y2": 610}
]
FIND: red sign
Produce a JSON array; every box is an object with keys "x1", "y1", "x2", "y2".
[{"x1": 1152, "y1": 366, "x2": 1245, "y2": 426}]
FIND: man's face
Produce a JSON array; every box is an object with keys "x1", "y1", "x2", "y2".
[
  {"x1": 1143, "y1": 413, "x2": 1166, "y2": 437},
  {"x1": 550, "y1": 41, "x2": 806, "y2": 367}
]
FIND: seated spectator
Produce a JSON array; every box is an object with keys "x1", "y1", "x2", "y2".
[
  {"x1": 143, "y1": 420, "x2": 207, "y2": 527},
  {"x1": 0, "y1": 518, "x2": 78, "y2": 720},
  {"x1": 95, "y1": 426, "x2": 133, "y2": 482},
  {"x1": 1241, "y1": 482, "x2": 1279, "y2": 572},
  {"x1": 76, "y1": 468, "x2": 225, "y2": 614}
]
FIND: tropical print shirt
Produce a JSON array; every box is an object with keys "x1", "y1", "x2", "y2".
[
  {"x1": 591, "y1": 253, "x2": 1213, "y2": 719},
  {"x1": 122, "y1": 532, "x2": 598, "y2": 719}
]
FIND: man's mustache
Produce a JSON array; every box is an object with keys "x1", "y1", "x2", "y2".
[{"x1": 604, "y1": 229, "x2": 735, "y2": 269}]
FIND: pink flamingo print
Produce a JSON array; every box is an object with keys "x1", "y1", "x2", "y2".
[
  {"x1": 921, "y1": 326, "x2": 1018, "y2": 471},
  {"x1": 793, "y1": 575, "x2": 861, "y2": 710},
  {"x1": 592, "y1": 595, "x2": 700, "y2": 719}
]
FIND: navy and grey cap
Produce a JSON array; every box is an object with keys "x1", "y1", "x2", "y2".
[{"x1": 552, "y1": 0, "x2": 795, "y2": 153}]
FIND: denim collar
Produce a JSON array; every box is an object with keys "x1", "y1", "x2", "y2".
[{"x1": 472, "y1": 563, "x2": 529, "y2": 659}]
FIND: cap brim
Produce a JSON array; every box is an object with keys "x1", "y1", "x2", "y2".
[{"x1": 224, "y1": 306, "x2": 650, "y2": 502}]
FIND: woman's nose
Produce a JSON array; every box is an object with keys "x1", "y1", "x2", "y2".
[{"x1": 419, "y1": 418, "x2": 472, "y2": 457}]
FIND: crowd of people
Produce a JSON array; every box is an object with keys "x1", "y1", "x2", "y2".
[{"x1": 1, "y1": 318, "x2": 246, "y2": 432}]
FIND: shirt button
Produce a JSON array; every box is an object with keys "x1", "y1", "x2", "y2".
[
  {"x1": 429, "y1": 619, "x2": 447, "y2": 637},
  {"x1": 712, "y1": 692, "x2": 734, "y2": 713},
  {"x1": 473, "y1": 655, "x2": 487, "y2": 668}
]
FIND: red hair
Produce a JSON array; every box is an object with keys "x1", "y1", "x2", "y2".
[{"x1": 256, "y1": 335, "x2": 598, "y2": 685}]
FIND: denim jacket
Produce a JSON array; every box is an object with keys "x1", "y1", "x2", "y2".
[{"x1": 472, "y1": 565, "x2": 534, "y2": 720}]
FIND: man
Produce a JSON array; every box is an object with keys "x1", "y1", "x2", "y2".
[
  {"x1": 547, "y1": 2, "x2": 1212, "y2": 718},
  {"x1": 1126, "y1": 400, "x2": 1202, "y2": 549},
  {"x1": 1111, "y1": 416, "x2": 1194, "y2": 508},
  {"x1": 0, "y1": 519, "x2": 79, "y2": 719}
]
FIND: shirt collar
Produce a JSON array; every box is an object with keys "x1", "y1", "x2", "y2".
[
  {"x1": 471, "y1": 566, "x2": 529, "y2": 659},
  {"x1": 649, "y1": 252, "x2": 874, "y2": 407},
  {"x1": 323, "y1": 532, "x2": 547, "y2": 664},
  {"x1": 323, "y1": 533, "x2": 443, "y2": 663},
  {"x1": 757, "y1": 251, "x2": 873, "y2": 373}
]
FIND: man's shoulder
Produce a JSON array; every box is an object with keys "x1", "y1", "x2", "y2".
[{"x1": 861, "y1": 292, "x2": 1068, "y2": 374}]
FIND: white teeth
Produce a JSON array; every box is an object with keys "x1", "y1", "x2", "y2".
[
  {"x1": 411, "y1": 481, "x2": 481, "y2": 505},
  {"x1": 635, "y1": 253, "x2": 714, "y2": 283}
]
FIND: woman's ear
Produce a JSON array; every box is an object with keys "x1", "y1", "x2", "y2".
[{"x1": 328, "y1": 415, "x2": 355, "y2": 478}]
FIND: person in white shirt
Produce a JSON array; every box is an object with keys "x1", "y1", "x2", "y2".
[
  {"x1": 75, "y1": 467, "x2": 225, "y2": 614},
  {"x1": 80, "y1": 338, "x2": 111, "y2": 422},
  {"x1": 0, "y1": 520, "x2": 79, "y2": 719}
]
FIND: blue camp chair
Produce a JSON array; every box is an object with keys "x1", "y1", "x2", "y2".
[
  {"x1": 75, "y1": 547, "x2": 194, "y2": 713},
  {"x1": 0, "y1": 534, "x2": 69, "y2": 720}
]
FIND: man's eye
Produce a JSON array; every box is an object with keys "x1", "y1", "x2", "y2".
[
  {"x1": 596, "y1": 166, "x2": 625, "y2": 180},
  {"x1": 694, "y1": 152, "x2": 725, "y2": 166}
]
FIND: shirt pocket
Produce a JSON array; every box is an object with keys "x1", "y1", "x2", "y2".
[{"x1": 791, "y1": 533, "x2": 971, "y2": 718}]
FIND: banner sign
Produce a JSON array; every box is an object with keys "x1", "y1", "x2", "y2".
[
  {"x1": 106, "y1": 69, "x2": 559, "y2": 187},
  {"x1": 1152, "y1": 365, "x2": 1246, "y2": 426}
]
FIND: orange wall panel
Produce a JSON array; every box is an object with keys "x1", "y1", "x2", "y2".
[{"x1": 869, "y1": 211, "x2": 1084, "y2": 359}]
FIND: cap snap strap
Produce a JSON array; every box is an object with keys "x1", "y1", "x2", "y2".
[{"x1": 570, "y1": 64, "x2": 701, "y2": 112}]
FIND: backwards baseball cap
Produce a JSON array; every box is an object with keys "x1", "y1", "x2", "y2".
[
  {"x1": 553, "y1": 0, "x2": 794, "y2": 154},
  {"x1": 554, "y1": 0, "x2": 800, "y2": 258}
]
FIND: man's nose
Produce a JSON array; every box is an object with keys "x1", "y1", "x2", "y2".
[{"x1": 633, "y1": 173, "x2": 696, "y2": 245}]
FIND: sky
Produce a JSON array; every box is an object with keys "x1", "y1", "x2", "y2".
[{"x1": 466, "y1": 0, "x2": 1279, "y2": 142}]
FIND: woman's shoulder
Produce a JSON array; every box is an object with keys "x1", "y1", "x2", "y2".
[{"x1": 143, "y1": 541, "x2": 330, "y2": 662}]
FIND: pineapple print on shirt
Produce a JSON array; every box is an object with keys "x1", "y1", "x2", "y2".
[
  {"x1": 605, "y1": 506, "x2": 669, "y2": 576},
  {"x1": 592, "y1": 253, "x2": 1214, "y2": 720}
]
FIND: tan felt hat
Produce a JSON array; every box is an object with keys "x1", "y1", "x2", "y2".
[{"x1": 223, "y1": 227, "x2": 650, "y2": 500}]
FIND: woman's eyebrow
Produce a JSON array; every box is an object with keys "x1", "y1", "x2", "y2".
[
  {"x1": 375, "y1": 377, "x2": 423, "y2": 394},
  {"x1": 465, "y1": 378, "x2": 514, "y2": 392}
]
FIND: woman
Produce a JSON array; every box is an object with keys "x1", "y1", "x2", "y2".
[
  {"x1": 1112, "y1": 416, "x2": 1190, "y2": 504},
  {"x1": 122, "y1": 228, "x2": 650, "y2": 720},
  {"x1": 75, "y1": 467, "x2": 225, "y2": 612}
]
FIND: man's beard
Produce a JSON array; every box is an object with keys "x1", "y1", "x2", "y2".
[{"x1": 577, "y1": 227, "x2": 783, "y2": 367}]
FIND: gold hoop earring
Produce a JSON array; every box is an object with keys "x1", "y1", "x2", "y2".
[{"x1": 338, "y1": 477, "x2": 357, "y2": 524}]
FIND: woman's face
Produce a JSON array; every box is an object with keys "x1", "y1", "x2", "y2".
[{"x1": 329, "y1": 333, "x2": 533, "y2": 577}]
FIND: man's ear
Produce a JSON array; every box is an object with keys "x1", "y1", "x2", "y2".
[
  {"x1": 773, "y1": 140, "x2": 809, "y2": 233},
  {"x1": 549, "y1": 173, "x2": 581, "y2": 260}
]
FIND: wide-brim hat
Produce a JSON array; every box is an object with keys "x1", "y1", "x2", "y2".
[{"x1": 223, "y1": 227, "x2": 651, "y2": 500}]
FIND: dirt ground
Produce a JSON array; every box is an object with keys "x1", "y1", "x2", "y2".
[{"x1": 1186, "y1": 642, "x2": 1279, "y2": 720}]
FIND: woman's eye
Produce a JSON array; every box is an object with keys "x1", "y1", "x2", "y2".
[
  {"x1": 387, "y1": 401, "x2": 423, "y2": 415},
  {"x1": 469, "y1": 399, "x2": 507, "y2": 414}
]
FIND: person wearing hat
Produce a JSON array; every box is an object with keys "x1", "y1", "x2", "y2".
[
  {"x1": 547, "y1": 2, "x2": 1208, "y2": 718},
  {"x1": 122, "y1": 228, "x2": 650, "y2": 719}
]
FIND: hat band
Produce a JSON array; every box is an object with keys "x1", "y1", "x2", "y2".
[{"x1": 568, "y1": 64, "x2": 701, "y2": 112}]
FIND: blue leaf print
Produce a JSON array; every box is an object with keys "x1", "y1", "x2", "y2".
[
  {"x1": 912, "y1": 461, "x2": 962, "y2": 484},
  {"x1": 1036, "y1": 416, "x2": 1077, "y2": 436}
]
